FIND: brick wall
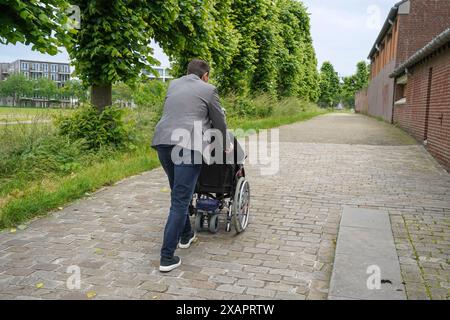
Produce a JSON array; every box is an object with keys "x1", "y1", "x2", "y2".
[
  {"x1": 396, "y1": 0, "x2": 450, "y2": 67},
  {"x1": 355, "y1": 88, "x2": 368, "y2": 114},
  {"x1": 394, "y1": 47, "x2": 450, "y2": 172},
  {"x1": 367, "y1": 60, "x2": 396, "y2": 122}
]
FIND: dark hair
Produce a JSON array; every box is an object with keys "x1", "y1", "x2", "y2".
[{"x1": 187, "y1": 59, "x2": 210, "y2": 78}]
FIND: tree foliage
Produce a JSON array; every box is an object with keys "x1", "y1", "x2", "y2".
[
  {"x1": 67, "y1": 0, "x2": 158, "y2": 88},
  {"x1": 341, "y1": 61, "x2": 370, "y2": 107},
  {"x1": 34, "y1": 77, "x2": 59, "y2": 106},
  {"x1": 318, "y1": 61, "x2": 341, "y2": 108},
  {"x1": 2, "y1": 0, "x2": 321, "y2": 108},
  {"x1": 60, "y1": 79, "x2": 88, "y2": 107},
  {"x1": 277, "y1": 0, "x2": 319, "y2": 101},
  {"x1": 0, "y1": 73, "x2": 33, "y2": 107},
  {"x1": 0, "y1": 0, "x2": 72, "y2": 55}
]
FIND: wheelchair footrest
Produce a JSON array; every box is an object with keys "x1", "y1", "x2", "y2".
[{"x1": 196, "y1": 198, "x2": 221, "y2": 212}]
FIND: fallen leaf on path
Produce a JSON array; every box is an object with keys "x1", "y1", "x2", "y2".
[
  {"x1": 36, "y1": 283, "x2": 44, "y2": 289},
  {"x1": 86, "y1": 291, "x2": 97, "y2": 299},
  {"x1": 10, "y1": 228, "x2": 16, "y2": 233},
  {"x1": 160, "y1": 188, "x2": 169, "y2": 193}
]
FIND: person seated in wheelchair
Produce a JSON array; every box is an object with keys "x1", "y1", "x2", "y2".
[{"x1": 193, "y1": 132, "x2": 249, "y2": 235}]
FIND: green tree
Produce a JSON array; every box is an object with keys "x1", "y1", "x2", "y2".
[
  {"x1": 216, "y1": 0, "x2": 266, "y2": 95},
  {"x1": 112, "y1": 82, "x2": 134, "y2": 108},
  {"x1": 151, "y1": 0, "x2": 239, "y2": 84},
  {"x1": 340, "y1": 61, "x2": 370, "y2": 107},
  {"x1": 66, "y1": 0, "x2": 159, "y2": 111},
  {"x1": 318, "y1": 61, "x2": 340, "y2": 108},
  {"x1": 132, "y1": 80, "x2": 168, "y2": 111},
  {"x1": 34, "y1": 77, "x2": 59, "y2": 107},
  {"x1": 250, "y1": 1, "x2": 280, "y2": 97},
  {"x1": 276, "y1": 0, "x2": 318, "y2": 101},
  {"x1": 60, "y1": 79, "x2": 87, "y2": 107},
  {"x1": 0, "y1": 0, "x2": 73, "y2": 55},
  {"x1": 341, "y1": 75, "x2": 356, "y2": 107},
  {"x1": 0, "y1": 73, "x2": 33, "y2": 107},
  {"x1": 354, "y1": 61, "x2": 369, "y2": 91}
]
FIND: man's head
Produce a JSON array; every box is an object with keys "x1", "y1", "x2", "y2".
[{"x1": 187, "y1": 59, "x2": 210, "y2": 83}]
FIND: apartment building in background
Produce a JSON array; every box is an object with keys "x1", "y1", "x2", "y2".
[
  {"x1": 0, "y1": 59, "x2": 71, "y2": 107},
  {"x1": 142, "y1": 66, "x2": 172, "y2": 82}
]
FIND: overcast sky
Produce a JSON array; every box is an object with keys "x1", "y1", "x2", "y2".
[{"x1": 0, "y1": 0, "x2": 395, "y2": 77}]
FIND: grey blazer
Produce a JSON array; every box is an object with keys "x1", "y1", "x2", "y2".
[{"x1": 151, "y1": 74, "x2": 228, "y2": 157}]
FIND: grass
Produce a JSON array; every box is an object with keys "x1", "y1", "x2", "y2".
[
  {"x1": 0, "y1": 106, "x2": 72, "y2": 122},
  {"x1": 229, "y1": 108, "x2": 329, "y2": 132},
  {"x1": 0, "y1": 149, "x2": 159, "y2": 228},
  {"x1": 0, "y1": 97, "x2": 329, "y2": 229}
]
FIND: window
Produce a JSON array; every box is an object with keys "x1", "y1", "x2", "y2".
[
  {"x1": 51, "y1": 73, "x2": 57, "y2": 81},
  {"x1": 21, "y1": 62, "x2": 28, "y2": 70},
  {"x1": 43, "y1": 72, "x2": 49, "y2": 78},
  {"x1": 42, "y1": 63, "x2": 48, "y2": 72},
  {"x1": 51, "y1": 64, "x2": 57, "y2": 72},
  {"x1": 23, "y1": 71, "x2": 29, "y2": 78},
  {"x1": 394, "y1": 75, "x2": 407, "y2": 106}
]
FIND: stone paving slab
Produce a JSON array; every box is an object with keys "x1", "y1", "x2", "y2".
[
  {"x1": 329, "y1": 253, "x2": 405, "y2": 300},
  {"x1": 0, "y1": 113, "x2": 448, "y2": 300},
  {"x1": 340, "y1": 207, "x2": 391, "y2": 230},
  {"x1": 329, "y1": 207, "x2": 406, "y2": 300}
]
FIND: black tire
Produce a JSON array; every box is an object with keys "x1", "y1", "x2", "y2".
[
  {"x1": 233, "y1": 177, "x2": 250, "y2": 233},
  {"x1": 208, "y1": 214, "x2": 219, "y2": 234},
  {"x1": 195, "y1": 213, "x2": 205, "y2": 232}
]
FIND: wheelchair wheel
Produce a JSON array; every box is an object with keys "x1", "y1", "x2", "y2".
[
  {"x1": 195, "y1": 213, "x2": 205, "y2": 232},
  {"x1": 208, "y1": 214, "x2": 219, "y2": 233},
  {"x1": 233, "y1": 177, "x2": 250, "y2": 233}
]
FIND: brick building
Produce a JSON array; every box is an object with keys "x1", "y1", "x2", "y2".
[
  {"x1": 391, "y1": 28, "x2": 450, "y2": 172},
  {"x1": 356, "y1": 0, "x2": 450, "y2": 122}
]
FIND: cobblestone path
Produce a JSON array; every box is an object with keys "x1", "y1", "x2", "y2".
[{"x1": 0, "y1": 113, "x2": 448, "y2": 300}]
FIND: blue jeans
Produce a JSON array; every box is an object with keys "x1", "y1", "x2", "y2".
[{"x1": 156, "y1": 145, "x2": 202, "y2": 258}]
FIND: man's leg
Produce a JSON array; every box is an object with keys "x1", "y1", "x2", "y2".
[
  {"x1": 160, "y1": 155, "x2": 201, "y2": 258},
  {"x1": 156, "y1": 145, "x2": 175, "y2": 190}
]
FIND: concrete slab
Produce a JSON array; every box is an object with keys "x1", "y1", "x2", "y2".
[
  {"x1": 328, "y1": 295, "x2": 360, "y2": 300},
  {"x1": 335, "y1": 226, "x2": 398, "y2": 259},
  {"x1": 329, "y1": 253, "x2": 405, "y2": 300},
  {"x1": 329, "y1": 207, "x2": 406, "y2": 300},
  {"x1": 340, "y1": 207, "x2": 391, "y2": 230}
]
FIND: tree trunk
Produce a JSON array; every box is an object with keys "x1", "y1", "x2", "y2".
[{"x1": 91, "y1": 84, "x2": 112, "y2": 112}]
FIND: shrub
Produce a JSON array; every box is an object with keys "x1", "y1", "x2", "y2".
[
  {"x1": 133, "y1": 80, "x2": 168, "y2": 112},
  {"x1": 55, "y1": 105, "x2": 135, "y2": 150},
  {"x1": 223, "y1": 94, "x2": 274, "y2": 119}
]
